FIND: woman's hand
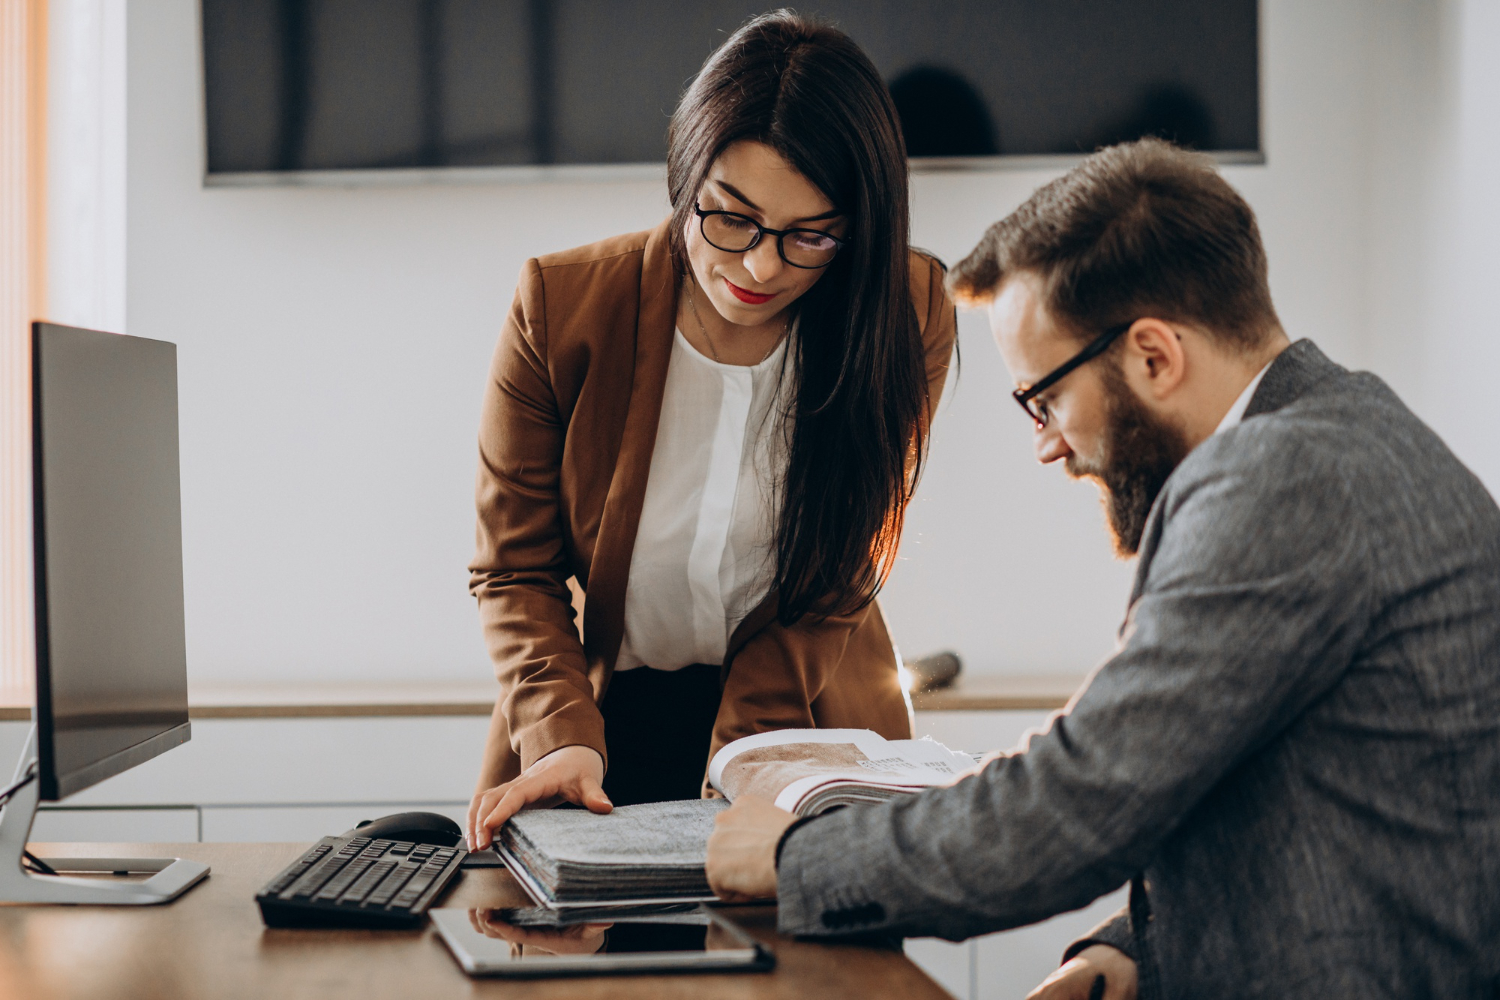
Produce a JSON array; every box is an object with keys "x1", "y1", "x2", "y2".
[
  {"x1": 1024, "y1": 945, "x2": 1138, "y2": 1000},
  {"x1": 467, "y1": 745, "x2": 611, "y2": 850},
  {"x1": 468, "y1": 909, "x2": 613, "y2": 955}
]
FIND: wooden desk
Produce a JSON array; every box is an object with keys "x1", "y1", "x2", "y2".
[{"x1": 0, "y1": 843, "x2": 953, "y2": 1000}]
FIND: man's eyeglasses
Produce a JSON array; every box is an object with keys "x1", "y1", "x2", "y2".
[
  {"x1": 1013, "y1": 321, "x2": 1135, "y2": 428},
  {"x1": 694, "y1": 203, "x2": 846, "y2": 269}
]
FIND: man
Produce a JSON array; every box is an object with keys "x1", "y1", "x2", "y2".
[{"x1": 705, "y1": 138, "x2": 1500, "y2": 999}]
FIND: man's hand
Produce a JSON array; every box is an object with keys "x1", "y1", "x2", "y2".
[
  {"x1": 467, "y1": 745, "x2": 611, "y2": 850},
  {"x1": 705, "y1": 795, "x2": 796, "y2": 902},
  {"x1": 1024, "y1": 945, "x2": 1138, "y2": 1000}
]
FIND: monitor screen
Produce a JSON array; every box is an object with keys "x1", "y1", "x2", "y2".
[
  {"x1": 31, "y1": 324, "x2": 190, "y2": 801},
  {"x1": 202, "y1": 0, "x2": 1260, "y2": 176}
]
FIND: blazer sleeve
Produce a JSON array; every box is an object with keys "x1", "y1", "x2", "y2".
[
  {"x1": 1063, "y1": 908, "x2": 1137, "y2": 964},
  {"x1": 469, "y1": 259, "x2": 607, "y2": 773},
  {"x1": 707, "y1": 255, "x2": 959, "y2": 754},
  {"x1": 771, "y1": 431, "x2": 1376, "y2": 940}
]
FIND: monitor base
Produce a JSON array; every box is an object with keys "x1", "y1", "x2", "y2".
[{"x1": 0, "y1": 727, "x2": 209, "y2": 905}]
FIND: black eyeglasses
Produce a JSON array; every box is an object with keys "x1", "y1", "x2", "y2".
[
  {"x1": 694, "y1": 203, "x2": 846, "y2": 269},
  {"x1": 1013, "y1": 321, "x2": 1135, "y2": 428}
]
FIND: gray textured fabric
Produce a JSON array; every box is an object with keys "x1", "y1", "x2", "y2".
[{"x1": 775, "y1": 341, "x2": 1500, "y2": 998}]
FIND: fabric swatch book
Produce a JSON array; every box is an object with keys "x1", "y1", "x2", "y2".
[{"x1": 497, "y1": 729, "x2": 980, "y2": 908}]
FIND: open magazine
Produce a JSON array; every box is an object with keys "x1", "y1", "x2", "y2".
[
  {"x1": 496, "y1": 729, "x2": 980, "y2": 907},
  {"x1": 709, "y1": 728, "x2": 982, "y2": 816}
]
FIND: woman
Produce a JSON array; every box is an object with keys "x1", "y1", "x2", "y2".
[{"x1": 466, "y1": 11, "x2": 956, "y2": 850}]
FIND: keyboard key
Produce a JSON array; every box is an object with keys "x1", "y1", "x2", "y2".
[
  {"x1": 391, "y1": 875, "x2": 437, "y2": 908},
  {"x1": 340, "y1": 859, "x2": 397, "y2": 905},
  {"x1": 314, "y1": 857, "x2": 375, "y2": 900},
  {"x1": 289, "y1": 854, "x2": 354, "y2": 899},
  {"x1": 267, "y1": 845, "x2": 331, "y2": 894},
  {"x1": 364, "y1": 864, "x2": 419, "y2": 907}
]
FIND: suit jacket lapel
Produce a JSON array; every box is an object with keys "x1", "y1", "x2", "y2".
[
  {"x1": 725, "y1": 595, "x2": 780, "y2": 677},
  {"x1": 583, "y1": 219, "x2": 678, "y2": 690}
]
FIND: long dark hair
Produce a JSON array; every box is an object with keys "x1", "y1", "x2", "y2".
[{"x1": 667, "y1": 11, "x2": 929, "y2": 624}]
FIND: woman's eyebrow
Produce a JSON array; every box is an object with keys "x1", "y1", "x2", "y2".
[
  {"x1": 710, "y1": 179, "x2": 761, "y2": 212},
  {"x1": 709, "y1": 179, "x2": 842, "y2": 224}
]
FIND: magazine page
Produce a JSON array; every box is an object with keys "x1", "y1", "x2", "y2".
[{"x1": 707, "y1": 729, "x2": 975, "y2": 814}]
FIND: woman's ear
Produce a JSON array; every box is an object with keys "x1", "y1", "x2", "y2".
[{"x1": 1122, "y1": 318, "x2": 1187, "y2": 401}]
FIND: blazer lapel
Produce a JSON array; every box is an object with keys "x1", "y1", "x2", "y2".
[
  {"x1": 583, "y1": 219, "x2": 678, "y2": 690},
  {"x1": 725, "y1": 594, "x2": 780, "y2": 677}
]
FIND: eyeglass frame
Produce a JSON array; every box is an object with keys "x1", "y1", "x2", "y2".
[
  {"x1": 693, "y1": 203, "x2": 847, "y2": 269},
  {"x1": 1013, "y1": 320, "x2": 1136, "y2": 427}
]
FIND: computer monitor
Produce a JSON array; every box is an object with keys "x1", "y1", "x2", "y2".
[
  {"x1": 31, "y1": 322, "x2": 191, "y2": 799},
  {"x1": 0, "y1": 322, "x2": 207, "y2": 904}
]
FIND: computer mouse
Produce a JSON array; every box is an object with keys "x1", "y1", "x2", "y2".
[{"x1": 343, "y1": 811, "x2": 463, "y2": 848}]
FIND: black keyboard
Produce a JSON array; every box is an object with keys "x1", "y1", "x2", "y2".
[{"x1": 256, "y1": 835, "x2": 466, "y2": 928}]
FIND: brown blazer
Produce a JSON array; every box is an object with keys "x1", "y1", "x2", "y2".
[{"x1": 468, "y1": 218, "x2": 957, "y2": 791}]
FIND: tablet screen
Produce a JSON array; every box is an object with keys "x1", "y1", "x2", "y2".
[{"x1": 429, "y1": 905, "x2": 774, "y2": 977}]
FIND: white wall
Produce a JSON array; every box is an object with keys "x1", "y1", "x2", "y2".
[
  {"x1": 47, "y1": 0, "x2": 126, "y2": 334},
  {"x1": 1410, "y1": 0, "x2": 1500, "y2": 492},
  {"x1": 123, "y1": 0, "x2": 1493, "y2": 688}
]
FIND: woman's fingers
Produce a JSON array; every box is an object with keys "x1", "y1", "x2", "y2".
[
  {"x1": 470, "y1": 783, "x2": 515, "y2": 848},
  {"x1": 480, "y1": 781, "x2": 549, "y2": 846},
  {"x1": 576, "y1": 774, "x2": 613, "y2": 814},
  {"x1": 471, "y1": 746, "x2": 611, "y2": 848},
  {"x1": 465, "y1": 799, "x2": 480, "y2": 850}
]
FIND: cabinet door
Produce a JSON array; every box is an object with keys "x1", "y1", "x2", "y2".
[
  {"x1": 906, "y1": 937, "x2": 974, "y2": 1000},
  {"x1": 914, "y1": 709, "x2": 1055, "y2": 757},
  {"x1": 58, "y1": 717, "x2": 493, "y2": 806},
  {"x1": 199, "y1": 802, "x2": 467, "y2": 842},
  {"x1": 31, "y1": 806, "x2": 201, "y2": 843}
]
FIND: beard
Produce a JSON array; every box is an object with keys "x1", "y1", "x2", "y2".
[{"x1": 1065, "y1": 365, "x2": 1191, "y2": 557}]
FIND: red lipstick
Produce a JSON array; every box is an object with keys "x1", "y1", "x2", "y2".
[{"x1": 724, "y1": 278, "x2": 776, "y2": 305}]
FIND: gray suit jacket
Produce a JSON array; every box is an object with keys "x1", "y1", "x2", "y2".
[{"x1": 775, "y1": 341, "x2": 1500, "y2": 998}]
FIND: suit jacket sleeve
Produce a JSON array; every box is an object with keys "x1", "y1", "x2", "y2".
[
  {"x1": 708, "y1": 255, "x2": 959, "y2": 755},
  {"x1": 469, "y1": 259, "x2": 606, "y2": 773},
  {"x1": 1063, "y1": 909, "x2": 1136, "y2": 964},
  {"x1": 773, "y1": 428, "x2": 1376, "y2": 939}
]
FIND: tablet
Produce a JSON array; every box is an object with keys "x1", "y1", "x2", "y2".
[{"x1": 429, "y1": 904, "x2": 775, "y2": 978}]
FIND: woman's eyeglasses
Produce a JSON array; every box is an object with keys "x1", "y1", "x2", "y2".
[
  {"x1": 1013, "y1": 321, "x2": 1135, "y2": 428},
  {"x1": 694, "y1": 203, "x2": 846, "y2": 269}
]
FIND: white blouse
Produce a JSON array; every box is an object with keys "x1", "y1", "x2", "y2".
[{"x1": 614, "y1": 328, "x2": 794, "y2": 672}]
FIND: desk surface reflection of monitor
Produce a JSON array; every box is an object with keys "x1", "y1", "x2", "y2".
[{"x1": 0, "y1": 322, "x2": 208, "y2": 905}]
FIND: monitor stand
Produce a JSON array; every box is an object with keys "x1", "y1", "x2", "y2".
[{"x1": 0, "y1": 727, "x2": 209, "y2": 904}]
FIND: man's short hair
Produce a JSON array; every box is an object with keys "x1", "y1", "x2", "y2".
[{"x1": 949, "y1": 138, "x2": 1280, "y2": 351}]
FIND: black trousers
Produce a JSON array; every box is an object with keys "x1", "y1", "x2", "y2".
[{"x1": 599, "y1": 663, "x2": 722, "y2": 806}]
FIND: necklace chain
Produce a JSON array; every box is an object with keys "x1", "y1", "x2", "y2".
[{"x1": 687, "y1": 278, "x2": 786, "y2": 366}]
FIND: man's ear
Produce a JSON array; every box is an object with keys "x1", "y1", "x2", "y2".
[{"x1": 1120, "y1": 318, "x2": 1186, "y2": 401}]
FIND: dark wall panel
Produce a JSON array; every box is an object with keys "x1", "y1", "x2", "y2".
[{"x1": 203, "y1": 0, "x2": 1258, "y2": 174}]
